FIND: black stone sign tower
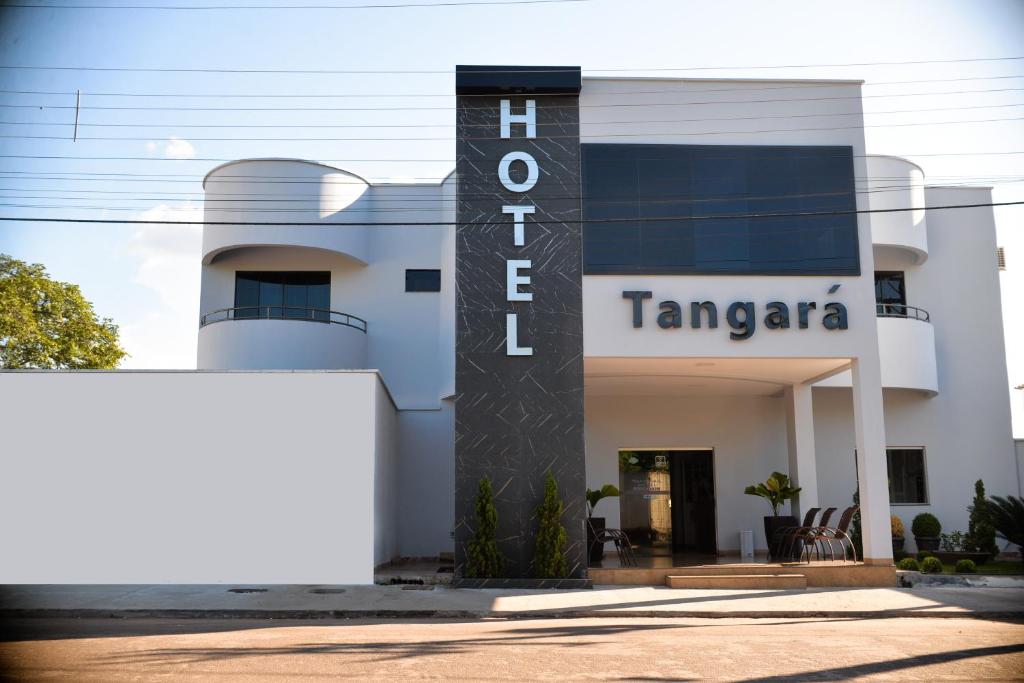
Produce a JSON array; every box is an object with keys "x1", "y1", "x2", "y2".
[{"x1": 454, "y1": 65, "x2": 586, "y2": 582}]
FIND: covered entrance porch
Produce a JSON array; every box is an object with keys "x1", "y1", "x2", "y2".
[{"x1": 583, "y1": 356, "x2": 896, "y2": 587}]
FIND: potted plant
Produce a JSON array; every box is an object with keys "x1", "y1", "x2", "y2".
[
  {"x1": 912, "y1": 512, "x2": 941, "y2": 552},
  {"x1": 744, "y1": 472, "x2": 801, "y2": 561},
  {"x1": 585, "y1": 484, "x2": 620, "y2": 564},
  {"x1": 891, "y1": 515, "x2": 905, "y2": 553}
]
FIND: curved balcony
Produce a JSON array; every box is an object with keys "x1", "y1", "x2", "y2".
[
  {"x1": 816, "y1": 304, "x2": 938, "y2": 395},
  {"x1": 866, "y1": 156, "x2": 929, "y2": 264},
  {"x1": 201, "y1": 159, "x2": 373, "y2": 266},
  {"x1": 197, "y1": 306, "x2": 368, "y2": 371}
]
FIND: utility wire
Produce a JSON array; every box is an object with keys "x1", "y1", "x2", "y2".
[
  {"x1": 0, "y1": 56, "x2": 1021, "y2": 74},
  {"x1": 2, "y1": 74, "x2": 1022, "y2": 98},
  {"x1": 5, "y1": 102, "x2": 1022, "y2": 128},
  {"x1": 4, "y1": 115, "x2": 1020, "y2": 142},
  {"x1": 3, "y1": 0, "x2": 591, "y2": 9},
  {"x1": 5, "y1": 87, "x2": 1024, "y2": 111},
  {"x1": 1, "y1": 201, "x2": 1020, "y2": 226}
]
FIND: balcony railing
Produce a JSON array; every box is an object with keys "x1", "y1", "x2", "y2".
[
  {"x1": 876, "y1": 303, "x2": 930, "y2": 323},
  {"x1": 200, "y1": 306, "x2": 368, "y2": 332}
]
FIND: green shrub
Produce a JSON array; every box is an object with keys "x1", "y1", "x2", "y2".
[
  {"x1": 912, "y1": 513, "x2": 941, "y2": 538},
  {"x1": 967, "y1": 480, "x2": 999, "y2": 558},
  {"x1": 921, "y1": 556, "x2": 943, "y2": 574},
  {"x1": 465, "y1": 477, "x2": 505, "y2": 579},
  {"x1": 897, "y1": 557, "x2": 920, "y2": 571},
  {"x1": 893, "y1": 550, "x2": 909, "y2": 562},
  {"x1": 955, "y1": 559, "x2": 977, "y2": 574},
  {"x1": 533, "y1": 471, "x2": 568, "y2": 579},
  {"x1": 916, "y1": 550, "x2": 934, "y2": 561}
]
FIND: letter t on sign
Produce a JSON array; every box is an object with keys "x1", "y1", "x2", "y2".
[{"x1": 503, "y1": 205, "x2": 535, "y2": 247}]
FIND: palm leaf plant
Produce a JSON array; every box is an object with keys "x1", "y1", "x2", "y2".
[
  {"x1": 988, "y1": 495, "x2": 1024, "y2": 558},
  {"x1": 743, "y1": 471, "x2": 801, "y2": 516}
]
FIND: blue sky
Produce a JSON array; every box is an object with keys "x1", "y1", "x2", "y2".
[{"x1": 1, "y1": 0, "x2": 1022, "y2": 430}]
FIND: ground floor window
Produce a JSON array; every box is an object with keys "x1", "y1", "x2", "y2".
[
  {"x1": 887, "y1": 448, "x2": 928, "y2": 504},
  {"x1": 234, "y1": 271, "x2": 331, "y2": 321},
  {"x1": 855, "y1": 447, "x2": 928, "y2": 504}
]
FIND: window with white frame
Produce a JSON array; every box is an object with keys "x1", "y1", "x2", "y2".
[{"x1": 853, "y1": 447, "x2": 928, "y2": 505}]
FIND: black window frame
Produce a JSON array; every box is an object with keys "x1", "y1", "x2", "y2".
[
  {"x1": 405, "y1": 269, "x2": 441, "y2": 292},
  {"x1": 874, "y1": 271, "x2": 907, "y2": 316},
  {"x1": 853, "y1": 447, "x2": 929, "y2": 505},
  {"x1": 234, "y1": 271, "x2": 331, "y2": 321}
]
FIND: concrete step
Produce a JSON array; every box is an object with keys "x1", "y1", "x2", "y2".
[
  {"x1": 665, "y1": 573, "x2": 807, "y2": 590},
  {"x1": 661, "y1": 564, "x2": 807, "y2": 577}
]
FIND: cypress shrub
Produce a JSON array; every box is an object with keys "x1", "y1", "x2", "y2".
[
  {"x1": 465, "y1": 476, "x2": 505, "y2": 578},
  {"x1": 967, "y1": 480, "x2": 999, "y2": 559},
  {"x1": 533, "y1": 471, "x2": 569, "y2": 579}
]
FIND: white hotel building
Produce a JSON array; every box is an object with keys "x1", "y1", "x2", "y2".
[{"x1": 1, "y1": 67, "x2": 1018, "y2": 587}]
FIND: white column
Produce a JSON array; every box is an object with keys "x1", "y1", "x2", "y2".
[
  {"x1": 851, "y1": 356, "x2": 893, "y2": 564},
  {"x1": 785, "y1": 383, "x2": 819, "y2": 521}
]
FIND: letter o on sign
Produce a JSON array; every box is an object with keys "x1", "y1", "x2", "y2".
[{"x1": 498, "y1": 151, "x2": 539, "y2": 193}]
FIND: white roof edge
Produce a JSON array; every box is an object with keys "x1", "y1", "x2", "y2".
[
  {"x1": 925, "y1": 184, "x2": 994, "y2": 191},
  {"x1": 202, "y1": 158, "x2": 372, "y2": 189},
  {"x1": 582, "y1": 75, "x2": 865, "y2": 85},
  {"x1": 866, "y1": 154, "x2": 926, "y2": 175}
]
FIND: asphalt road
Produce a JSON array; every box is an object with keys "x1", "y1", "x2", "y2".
[{"x1": 1, "y1": 616, "x2": 1022, "y2": 681}]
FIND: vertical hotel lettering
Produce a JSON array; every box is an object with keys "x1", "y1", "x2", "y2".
[
  {"x1": 500, "y1": 99, "x2": 537, "y2": 356},
  {"x1": 453, "y1": 66, "x2": 586, "y2": 583}
]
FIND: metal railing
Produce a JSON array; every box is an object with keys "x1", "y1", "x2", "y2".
[
  {"x1": 199, "y1": 306, "x2": 367, "y2": 332},
  {"x1": 876, "y1": 303, "x2": 930, "y2": 323}
]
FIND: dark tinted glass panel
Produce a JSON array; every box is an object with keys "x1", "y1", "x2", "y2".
[
  {"x1": 875, "y1": 271, "x2": 906, "y2": 316},
  {"x1": 234, "y1": 272, "x2": 330, "y2": 320},
  {"x1": 234, "y1": 274, "x2": 260, "y2": 319},
  {"x1": 406, "y1": 269, "x2": 441, "y2": 292},
  {"x1": 887, "y1": 448, "x2": 927, "y2": 504},
  {"x1": 582, "y1": 144, "x2": 860, "y2": 275}
]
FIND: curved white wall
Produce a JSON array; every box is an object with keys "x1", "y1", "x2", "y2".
[
  {"x1": 866, "y1": 156, "x2": 928, "y2": 263},
  {"x1": 202, "y1": 159, "x2": 373, "y2": 265},
  {"x1": 198, "y1": 319, "x2": 368, "y2": 370},
  {"x1": 817, "y1": 317, "x2": 938, "y2": 394}
]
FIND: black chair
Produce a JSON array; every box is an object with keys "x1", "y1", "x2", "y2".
[
  {"x1": 587, "y1": 518, "x2": 638, "y2": 567},
  {"x1": 777, "y1": 507, "x2": 821, "y2": 561}
]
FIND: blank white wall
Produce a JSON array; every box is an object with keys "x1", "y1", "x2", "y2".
[{"x1": 0, "y1": 370, "x2": 396, "y2": 584}]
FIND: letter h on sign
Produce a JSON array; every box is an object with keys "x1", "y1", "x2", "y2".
[{"x1": 503, "y1": 99, "x2": 537, "y2": 357}]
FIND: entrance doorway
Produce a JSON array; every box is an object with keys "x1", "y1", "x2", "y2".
[{"x1": 618, "y1": 449, "x2": 717, "y2": 558}]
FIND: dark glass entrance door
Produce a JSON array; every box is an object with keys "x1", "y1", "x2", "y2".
[
  {"x1": 669, "y1": 451, "x2": 716, "y2": 554},
  {"x1": 619, "y1": 450, "x2": 716, "y2": 557}
]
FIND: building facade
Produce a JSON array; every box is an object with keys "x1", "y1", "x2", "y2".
[{"x1": 4, "y1": 67, "x2": 1015, "y2": 585}]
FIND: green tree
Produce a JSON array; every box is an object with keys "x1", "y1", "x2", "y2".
[
  {"x1": 967, "y1": 479, "x2": 999, "y2": 559},
  {"x1": 465, "y1": 476, "x2": 504, "y2": 578},
  {"x1": 534, "y1": 471, "x2": 569, "y2": 579},
  {"x1": 0, "y1": 254, "x2": 125, "y2": 369}
]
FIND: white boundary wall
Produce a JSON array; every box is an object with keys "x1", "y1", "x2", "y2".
[{"x1": 0, "y1": 370, "x2": 397, "y2": 584}]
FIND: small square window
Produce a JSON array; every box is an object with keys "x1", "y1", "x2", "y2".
[
  {"x1": 406, "y1": 269, "x2": 440, "y2": 292},
  {"x1": 853, "y1": 447, "x2": 928, "y2": 505}
]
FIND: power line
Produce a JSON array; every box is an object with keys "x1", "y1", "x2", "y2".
[
  {"x1": 5, "y1": 87, "x2": 1024, "y2": 111},
  {"x1": 1, "y1": 201, "x2": 1020, "y2": 226},
  {"x1": 2, "y1": 0, "x2": 590, "y2": 9},
  {"x1": 0, "y1": 56, "x2": 1021, "y2": 74},
  {"x1": 2, "y1": 74, "x2": 1022, "y2": 98},
  {"x1": 4, "y1": 115, "x2": 1021, "y2": 142},
  {"x1": 2, "y1": 150, "x2": 1023, "y2": 165},
  {"x1": 5, "y1": 102, "x2": 1022, "y2": 128}
]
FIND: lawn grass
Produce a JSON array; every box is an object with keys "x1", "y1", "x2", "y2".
[{"x1": 941, "y1": 560, "x2": 1024, "y2": 575}]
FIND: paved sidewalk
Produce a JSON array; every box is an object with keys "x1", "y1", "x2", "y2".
[{"x1": 3, "y1": 583, "x2": 1023, "y2": 619}]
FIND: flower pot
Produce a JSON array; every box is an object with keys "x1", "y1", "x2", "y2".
[
  {"x1": 587, "y1": 517, "x2": 606, "y2": 564},
  {"x1": 915, "y1": 536, "x2": 940, "y2": 552},
  {"x1": 892, "y1": 537, "x2": 905, "y2": 553},
  {"x1": 764, "y1": 515, "x2": 798, "y2": 561}
]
